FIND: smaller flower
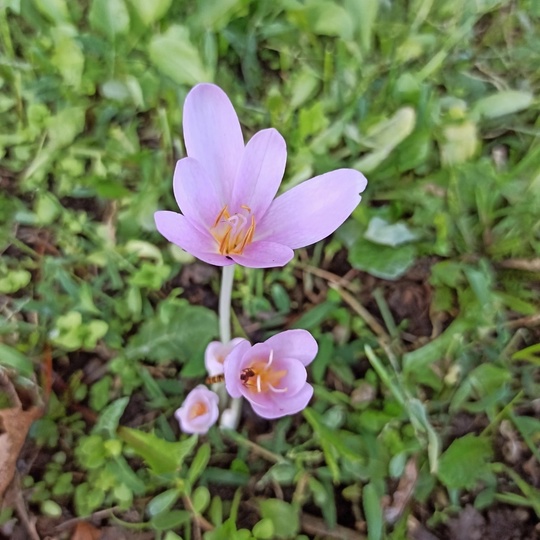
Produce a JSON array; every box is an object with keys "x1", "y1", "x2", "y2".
[
  {"x1": 224, "y1": 330, "x2": 317, "y2": 419},
  {"x1": 205, "y1": 338, "x2": 245, "y2": 376},
  {"x1": 175, "y1": 385, "x2": 219, "y2": 434}
]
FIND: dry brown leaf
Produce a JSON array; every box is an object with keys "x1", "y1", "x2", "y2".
[
  {"x1": 0, "y1": 405, "x2": 42, "y2": 498},
  {"x1": 71, "y1": 521, "x2": 102, "y2": 540},
  {"x1": 384, "y1": 457, "x2": 418, "y2": 524}
]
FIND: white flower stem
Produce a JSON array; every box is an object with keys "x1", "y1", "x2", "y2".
[
  {"x1": 219, "y1": 264, "x2": 235, "y2": 343},
  {"x1": 218, "y1": 264, "x2": 242, "y2": 429}
]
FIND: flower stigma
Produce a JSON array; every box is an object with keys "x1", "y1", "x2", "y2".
[
  {"x1": 241, "y1": 350, "x2": 288, "y2": 394},
  {"x1": 188, "y1": 402, "x2": 208, "y2": 420},
  {"x1": 211, "y1": 204, "x2": 255, "y2": 256}
]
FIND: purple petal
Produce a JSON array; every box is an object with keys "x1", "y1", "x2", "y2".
[
  {"x1": 173, "y1": 157, "x2": 223, "y2": 230},
  {"x1": 257, "y1": 169, "x2": 368, "y2": 249},
  {"x1": 154, "y1": 211, "x2": 233, "y2": 267},
  {"x1": 230, "y1": 241, "x2": 293, "y2": 268},
  {"x1": 264, "y1": 330, "x2": 318, "y2": 366},
  {"x1": 251, "y1": 384, "x2": 313, "y2": 419},
  {"x1": 224, "y1": 340, "x2": 252, "y2": 399},
  {"x1": 275, "y1": 358, "x2": 307, "y2": 396},
  {"x1": 183, "y1": 84, "x2": 244, "y2": 200},
  {"x1": 230, "y1": 128, "x2": 286, "y2": 217}
]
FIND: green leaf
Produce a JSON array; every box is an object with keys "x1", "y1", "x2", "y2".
[
  {"x1": 150, "y1": 510, "x2": 190, "y2": 530},
  {"x1": 438, "y1": 434, "x2": 493, "y2": 490},
  {"x1": 33, "y1": 0, "x2": 70, "y2": 23},
  {"x1": 118, "y1": 427, "x2": 197, "y2": 475},
  {"x1": 89, "y1": 0, "x2": 130, "y2": 38},
  {"x1": 187, "y1": 442, "x2": 211, "y2": 485},
  {"x1": 363, "y1": 483, "x2": 382, "y2": 540},
  {"x1": 349, "y1": 239, "x2": 416, "y2": 280},
  {"x1": 126, "y1": 300, "x2": 218, "y2": 373},
  {"x1": 258, "y1": 499, "x2": 299, "y2": 539},
  {"x1": 149, "y1": 25, "x2": 209, "y2": 85},
  {"x1": 0, "y1": 345, "x2": 33, "y2": 377},
  {"x1": 92, "y1": 397, "x2": 129, "y2": 437},
  {"x1": 364, "y1": 217, "x2": 418, "y2": 247},
  {"x1": 127, "y1": 0, "x2": 171, "y2": 25},
  {"x1": 147, "y1": 489, "x2": 181, "y2": 517},
  {"x1": 473, "y1": 90, "x2": 533, "y2": 119}
]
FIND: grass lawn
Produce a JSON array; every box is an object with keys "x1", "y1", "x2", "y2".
[{"x1": 1, "y1": 0, "x2": 539, "y2": 539}]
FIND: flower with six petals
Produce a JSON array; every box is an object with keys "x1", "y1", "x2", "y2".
[
  {"x1": 155, "y1": 83, "x2": 368, "y2": 268},
  {"x1": 223, "y1": 330, "x2": 317, "y2": 419}
]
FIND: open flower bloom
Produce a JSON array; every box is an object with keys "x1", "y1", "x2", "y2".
[
  {"x1": 175, "y1": 385, "x2": 219, "y2": 434},
  {"x1": 205, "y1": 338, "x2": 245, "y2": 376},
  {"x1": 155, "y1": 83, "x2": 368, "y2": 268},
  {"x1": 223, "y1": 330, "x2": 317, "y2": 419}
]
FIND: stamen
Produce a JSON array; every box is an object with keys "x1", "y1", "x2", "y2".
[
  {"x1": 268, "y1": 383, "x2": 288, "y2": 393},
  {"x1": 256, "y1": 375, "x2": 262, "y2": 393},
  {"x1": 267, "y1": 350, "x2": 274, "y2": 368}
]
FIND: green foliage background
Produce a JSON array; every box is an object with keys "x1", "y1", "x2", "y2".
[{"x1": 1, "y1": 0, "x2": 539, "y2": 538}]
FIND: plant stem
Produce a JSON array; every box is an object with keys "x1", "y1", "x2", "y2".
[
  {"x1": 219, "y1": 264, "x2": 235, "y2": 343},
  {"x1": 218, "y1": 264, "x2": 242, "y2": 429}
]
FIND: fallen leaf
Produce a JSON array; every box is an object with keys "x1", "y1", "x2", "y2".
[
  {"x1": 384, "y1": 458, "x2": 418, "y2": 524},
  {"x1": 71, "y1": 521, "x2": 102, "y2": 540},
  {"x1": 0, "y1": 406, "x2": 42, "y2": 498}
]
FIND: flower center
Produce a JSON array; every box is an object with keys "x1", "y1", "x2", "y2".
[
  {"x1": 240, "y1": 350, "x2": 288, "y2": 394},
  {"x1": 188, "y1": 402, "x2": 208, "y2": 420},
  {"x1": 210, "y1": 205, "x2": 256, "y2": 256}
]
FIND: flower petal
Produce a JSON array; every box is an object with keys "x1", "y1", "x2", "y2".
[
  {"x1": 230, "y1": 128, "x2": 287, "y2": 217},
  {"x1": 258, "y1": 169, "x2": 368, "y2": 249},
  {"x1": 154, "y1": 211, "x2": 232, "y2": 266},
  {"x1": 205, "y1": 338, "x2": 245, "y2": 376},
  {"x1": 183, "y1": 83, "x2": 244, "y2": 200},
  {"x1": 224, "y1": 339, "x2": 252, "y2": 398},
  {"x1": 274, "y1": 358, "x2": 307, "y2": 396},
  {"x1": 264, "y1": 329, "x2": 318, "y2": 366},
  {"x1": 251, "y1": 384, "x2": 313, "y2": 419},
  {"x1": 230, "y1": 241, "x2": 293, "y2": 268},
  {"x1": 173, "y1": 157, "x2": 223, "y2": 230}
]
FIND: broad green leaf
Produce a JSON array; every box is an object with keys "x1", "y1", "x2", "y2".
[
  {"x1": 127, "y1": 0, "x2": 171, "y2": 25},
  {"x1": 473, "y1": 90, "x2": 533, "y2": 119},
  {"x1": 118, "y1": 427, "x2": 197, "y2": 475},
  {"x1": 438, "y1": 434, "x2": 493, "y2": 490},
  {"x1": 89, "y1": 0, "x2": 130, "y2": 38},
  {"x1": 440, "y1": 121, "x2": 478, "y2": 165},
  {"x1": 0, "y1": 269, "x2": 31, "y2": 294},
  {"x1": 149, "y1": 25, "x2": 210, "y2": 85},
  {"x1": 364, "y1": 217, "x2": 418, "y2": 247},
  {"x1": 349, "y1": 239, "x2": 416, "y2": 280},
  {"x1": 258, "y1": 499, "x2": 299, "y2": 539},
  {"x1": 51, "y1": 25, "x2": 84, "y2": 89},
  {"x1": 126, "y1": 300, "x2": 218, "y2": 375},
  {"x1": 33, "y1": 0, "x2": 70, "y2": 23}
]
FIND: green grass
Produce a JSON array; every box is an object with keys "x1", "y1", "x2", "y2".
[{"x1": 1, "y1": 0, "x2": 539, "y2": 538}]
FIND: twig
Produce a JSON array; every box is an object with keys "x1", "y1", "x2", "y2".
[
  {"x1": 301, "y1": 513, "x2": 364, "y2": 540},
  {"x1": 499, "y1": 258, "x2": 540, "y2": 272},
  {"x1": 54, "y1": 507, "x2": 120, "y2": 532},
  {"x1": 329, "y1": 283, "x2": 391, "y2": 343},
  {"x1": 505, "y1": 313, "x2": 540, "y2": 329}
]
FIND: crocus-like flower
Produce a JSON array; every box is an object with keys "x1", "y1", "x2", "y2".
[
  {"x1": 154, "y1": 83, "x2": 368, "y2": 268},
  {"x1": 175, "y1": 385, "x2": 219, "y2": 434},
  {"x1": 205, "y1": 338, "x2": 245, "y2": 376},
  {"x1": 223, "y1": 330, "x2": 317, "y2": 419}
]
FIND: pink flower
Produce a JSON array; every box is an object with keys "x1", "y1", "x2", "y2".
[
  {"x1": 205, "y1": 338, "x2": 245, "y2": 376},
  {"x1": 155, "y1": 83, "x2": 368, "y2": 268},
  {"x1": 223, "y1": 330, "x2": 317, "y2": 419},
  {"x1": 175, "y1": 385, "x2": 219, "y2": 434}
]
